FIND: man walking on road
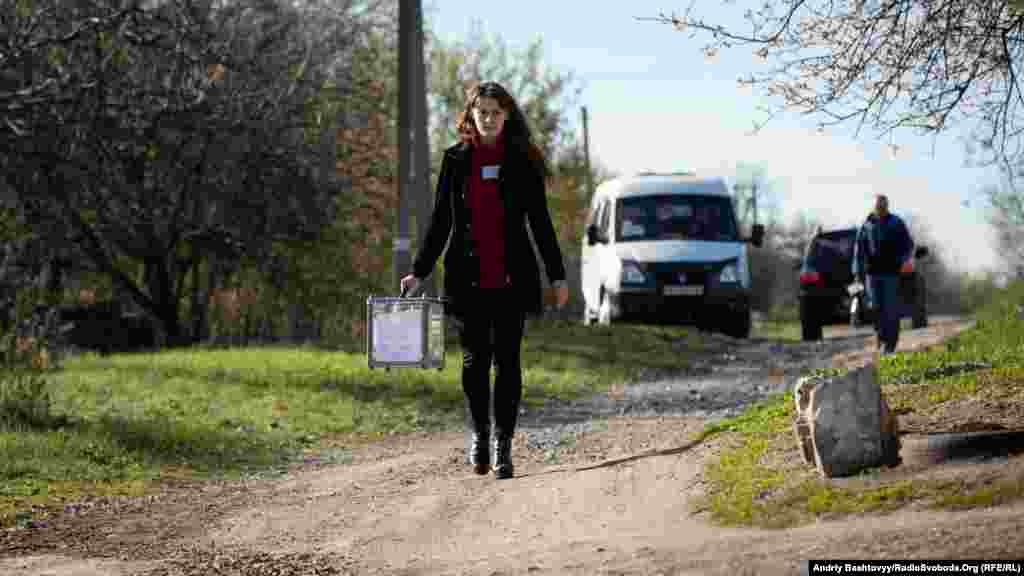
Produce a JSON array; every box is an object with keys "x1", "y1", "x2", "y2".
[{"x1": 853, "y1": 194, "x2": 915, "y2": 355}]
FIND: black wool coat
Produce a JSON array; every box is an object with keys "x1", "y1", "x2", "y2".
[{"x1": 412, "y1": 141, "x2": 566, "y2": 319}]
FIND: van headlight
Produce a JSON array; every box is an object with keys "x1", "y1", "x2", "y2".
[
  {"x1": 719, "y1": 264, "x2": 739, "y2": 284},
  {"x1": 621, "y1": 260, "x2": 646, "y2": 284}
]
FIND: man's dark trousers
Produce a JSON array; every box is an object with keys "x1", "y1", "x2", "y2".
[
  {"x1": 459, "y1": 287, "x2": 525, "y2": 440},
  {"x1": 867, "y1": 274, "x2": 901, "y2": 353}
]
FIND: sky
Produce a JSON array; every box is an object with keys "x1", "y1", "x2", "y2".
[{"x1": 426, "y1": 0, "x2": 1004, "y2": 274}]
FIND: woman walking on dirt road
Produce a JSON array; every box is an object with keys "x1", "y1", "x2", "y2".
[{"x1": 400, "y1": 81, "x2": 569, "y2": 479}]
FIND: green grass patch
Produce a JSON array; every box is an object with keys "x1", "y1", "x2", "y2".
[
  {"x1": 0, "y1": 318, "x2": 704, "y2": 526},
  {"x1": 522, "y1": 319, "x2": 709, "y2": 403},
  {"x1": 689, "y1": 393, "x2": 804, "y2": 528},
  {"x1": 932, "y1": 476, "x2": 1024, "y2": 509},
  {"x1": 692, "y1": 281, "x2": 1024, "y2": 528},
  {"x1": 692, "y1": 398, "x2": 1021, "y2": 528},
  {"x1": 753, "y1": 320, "x2": 801, "y2": 342},
  {"x1": 701, "y1": 392, "x2": 792, "y2": 437}
]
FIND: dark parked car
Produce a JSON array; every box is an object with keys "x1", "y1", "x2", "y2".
[{"x1": 797, "y1": 227, "x2": 928, "y2": 341}]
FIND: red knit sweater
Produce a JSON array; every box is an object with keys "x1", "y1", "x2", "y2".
[{"x1": 468, "y1": 136, "x2": 507, "y2": 289}]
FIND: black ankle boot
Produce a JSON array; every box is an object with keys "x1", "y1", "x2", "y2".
[
  {"x1": 469, "y1": 429, "x2": 490, "y2": 475},
  {"x1": 493, "y1": 436, "x2": 513, "y2": 479}
]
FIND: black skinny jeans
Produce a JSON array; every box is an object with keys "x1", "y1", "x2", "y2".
[{"x1": 459, "y1": 287, "x2": 526, "y2": 440}]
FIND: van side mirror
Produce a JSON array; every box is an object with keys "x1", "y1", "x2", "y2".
[
  {"x1": 914, "y1": 246, "x2": 929, "y2": 259},
  {"x1": 586, "y1": 224, "x2": 604, "y2": 245},
  {"x1": 749, "y1": 223, "x2": 765, "y2": 248}
]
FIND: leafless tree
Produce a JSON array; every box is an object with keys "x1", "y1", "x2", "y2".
[
  {"x1": 900, "y1": 211, "x2": 972, "y2": 312},
  {"x1": 428, "y1": 26, "x2": 581, "y2": 169},
  {"x1": 770, "y1": 210, "x2": 824, "y2": 261},
  {"x1": 645, "y1": 1, "x2": 1024, "y2": 171},
  {"x1": 1, "y1": 0, "x2": 376, "y2": 345},
  {"x1": 982, "y1": 182, "x2": 1024, "y2": 276}
]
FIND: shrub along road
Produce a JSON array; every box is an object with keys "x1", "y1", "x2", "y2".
[{"x1": 2, "y1": 316, "x2": 1023, "y2": 575}]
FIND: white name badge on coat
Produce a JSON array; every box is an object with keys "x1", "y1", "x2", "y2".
[{"x1": 481, "y1": 165, "x2": 500, "y2": 180}]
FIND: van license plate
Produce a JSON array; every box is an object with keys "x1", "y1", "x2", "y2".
[{"x1": 664, "y1": 285, "x2": 703, "y2": 296}]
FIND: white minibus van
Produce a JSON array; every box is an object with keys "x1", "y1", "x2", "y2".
[{"x1": 581, "y1": 172, "x2": 764, "y2": 338}]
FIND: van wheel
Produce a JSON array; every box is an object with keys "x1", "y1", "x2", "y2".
[
  {"x1": 598, "y1": 291, "x2": 613, "y2": 326},
  {"x1": 726, "y1": 309, "x2": 752, "y2": 339},
  {"x1": 582, "y1": 307, "x2": 594, "y2": 326}
]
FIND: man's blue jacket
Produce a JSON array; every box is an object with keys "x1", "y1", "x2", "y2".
[{"x1": 853, "y1": 213, "x2": 914, "y2": 278}]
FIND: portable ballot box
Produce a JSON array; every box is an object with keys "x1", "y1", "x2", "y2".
[{"x1": 366, "y1": 295, "x2": 446, "y2": 370}]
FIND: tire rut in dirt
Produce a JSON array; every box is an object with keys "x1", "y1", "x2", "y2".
[
  {"x1": 138, "y1": 548, "x2": 358, "y2": 576},
  {"x1": 514, "y1": 331, "x2": 877, "y2": 454}
]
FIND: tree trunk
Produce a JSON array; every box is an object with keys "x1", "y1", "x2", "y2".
[
  {"x1": 37, "y1": 257, "x2": 63, "y2": 303},
  {"x1": 145, "y1": 257, "x2": 184, "y2": 348},
  {"x1": 190, "y1": 256, "x2": 209, "y2": 344},
  {"x1": 204, "y1": 256, "x2": 222, "y2": 345},
  {"x1": 156, "y1": 303, "x2": 184, "y2": 348},
  {"x1": 287, "y1": 301, "x2": 300, "y2": 343}
]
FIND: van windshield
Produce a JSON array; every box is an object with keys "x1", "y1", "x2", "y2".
[{"x1": 616, "y1": 195, "x2": 739, "y2": 242}]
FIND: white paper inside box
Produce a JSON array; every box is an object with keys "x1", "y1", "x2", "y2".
[{"x1": 366, "y1": 296, "x2": 446, "y2": 370}]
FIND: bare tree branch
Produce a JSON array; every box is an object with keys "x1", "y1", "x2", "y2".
[
  {"x1": 1, "y1": 0, "x2": 372, "y2": 343},
  {"x1": 637, "y1": 2, "x2": 809, "y2": 45},
  {"x1": 651, "y1": 0, "x2": 1024, "y2": 167}
]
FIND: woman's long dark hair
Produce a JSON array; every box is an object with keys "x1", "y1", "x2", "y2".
[{"x1": 456, "y1": 81, "x2": 548, "y2": 177}]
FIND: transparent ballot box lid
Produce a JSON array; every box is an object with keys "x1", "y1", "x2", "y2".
[{"x1": 366, "y1": 295, "x2": 446, "y2": 370}]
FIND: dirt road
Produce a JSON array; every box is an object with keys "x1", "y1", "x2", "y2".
[{"x1": 4, "y1": 316, "x2": 1023, "y2": 575}]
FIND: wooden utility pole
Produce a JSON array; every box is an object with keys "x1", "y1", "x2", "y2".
[
  {"x1": 412, "y1": 0, "x2": 434, "y2": 295},
  {"x1": 396, "y1": 0, "x2": 430, "y2": 293},
  {"x1": 394, "y1": 1, "x2": 413, "y2": 291},
  {"x1": 582, "y1": 106, "x2": 593, "y2": 203}
]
